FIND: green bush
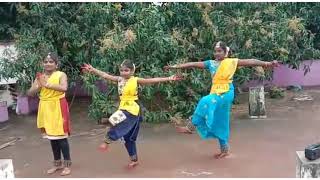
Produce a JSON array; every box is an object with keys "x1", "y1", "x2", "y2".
[{"x1": 0, "y1": 2, "x2": 319, "y2": 122}]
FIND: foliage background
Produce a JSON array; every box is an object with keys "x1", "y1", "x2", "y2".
[{"x1": 1, "y1": 2, "x2": 320, "y2": 122}]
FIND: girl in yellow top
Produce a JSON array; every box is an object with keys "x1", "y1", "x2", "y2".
[
  {"x1": 82, "y1": 59, "x2": 183, "y2": 169},
  {"x1": 166, "y1": 41, "x2": 279, "y2": 159},
  {"x1": 27, "y1": 52, "x2": 71, "y2": 176}
]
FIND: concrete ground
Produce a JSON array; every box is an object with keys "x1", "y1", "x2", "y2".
[{"x1": 1, "y1": 88, "x2": 320, "y2": 178}]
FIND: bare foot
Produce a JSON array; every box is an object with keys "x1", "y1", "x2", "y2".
[
  {"x1": 41, "y1": 133, "x2": 47, "y2": 139},
  {"x1": 47, "y1": 166, "x2": 63, "y2": 174},
  {"x1": 214, "y1": 152, "x2": 230, "y2": 159},
  {"x1": 175, "y1": 126, "x2": 193, "y2": 134},
  {"x1": 127, "y1": 161, "x2": 139, "y2": 169},
  {"x1": 98, "y1": 143, "x2": 109, "y2": 152},
  {"x1": 60, "y1": 167, "x2": 71, "y2": 176}
]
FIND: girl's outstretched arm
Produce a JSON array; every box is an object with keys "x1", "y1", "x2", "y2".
[
  {"x1": 164, "y1": 62, "x2": 205, "y2": 70},
  {"x1": 238, "y1": 59, "x2": 280, "y2": 68},
  {"x1": 82, "y1": 63, "x2": 119, "y2": 82},
  {"x1": 138, "y1": 75, "x2": 183, "y2": 85}
]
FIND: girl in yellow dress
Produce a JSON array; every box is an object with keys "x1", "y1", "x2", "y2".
[
  {"x1": 27, "y1": 52, "x2": 72, "y2": 176},
  {"x1": 82, "y1": 59, "x2": 183, "y2": 169}
]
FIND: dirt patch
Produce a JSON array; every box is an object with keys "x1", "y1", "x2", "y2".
[{"x1": 1, "y1": 89, "x2": 320, "y2": 177}]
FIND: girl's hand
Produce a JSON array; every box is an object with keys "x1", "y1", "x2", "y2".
[
  {"x1": 163, "y1": 65, "x2": 176, "y2": 72},
  {"x1": 81, "y1": 63, "x2": 94, "y2": 73},
  {"x1": 265, "y1": 60, "x2": 280, "y2": 68},
  {"x1": 31, "y1": 79, "x2": 40, "y2": 89},
  {"x1": 169, "y1": 74, "x2": 184, "y2": 81},
  {"x1": 36, "y1": 73, "x2": 47, "y2": 87},
  {"x1": 36, "y1": 72, "x2": 42, "y2": 79},
  {"x1": 271, "y1": 60, "x2": 280, "y2": 67}
]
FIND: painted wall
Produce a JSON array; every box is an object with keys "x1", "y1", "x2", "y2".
[
  {"x1": 242, "y1": 60, "x2": 320, "y2": 89},
  {"x1": 272, "y1": 60, "x2": 320, "y2": 87}
]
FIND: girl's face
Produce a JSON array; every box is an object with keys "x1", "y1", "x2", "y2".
[
  {"x1": 119, "y1": 66, "x2": 134, "y2": 79},
  {"x1": 42, "y1": 57, "x2": 57, "y2": 72},
  {"x1": 214, "y1": 46, "x2": 226, "y2": 61}
]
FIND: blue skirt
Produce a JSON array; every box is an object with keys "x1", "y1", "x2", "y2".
[
  {"x1": 107, "y1": 110, "x2": 142, "y2": 141},
  {"x1": 192, "y1": 86, "x2": 234, "y2": 143}
]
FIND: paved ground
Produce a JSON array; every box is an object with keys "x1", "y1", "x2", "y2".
[{"x1": 1, "y1": 88, "x2": 320, "y2": 178}]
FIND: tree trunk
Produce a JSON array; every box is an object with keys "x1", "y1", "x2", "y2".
[{"x1": 249, "y1": 86, "x2": 266, "y2": 119}]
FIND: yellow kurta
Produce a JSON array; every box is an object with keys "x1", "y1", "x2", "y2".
[
  {"x1": 118, "y1": 76, "x2": 140, "y2": 116},
  {"x1": 37, "y1": 71, "x2": 65, "y2": 136}
]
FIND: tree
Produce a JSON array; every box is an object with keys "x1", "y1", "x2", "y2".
[{"x1": 1, "y1": 2, "x2": 319, "y2": 122}]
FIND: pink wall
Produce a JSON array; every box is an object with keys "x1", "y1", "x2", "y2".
[
  {"x1": 272, "y1": 60, "x2": 320, "y2": 87},
  {"x1": 242, "y1": 60, "x2": 320, "y2": 89}
]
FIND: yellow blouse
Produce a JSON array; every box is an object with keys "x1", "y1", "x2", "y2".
[
  {"x1": 210, "y1": 58, "x2": 238, "y2": 95},
  {"x1": 118, "y1": 76, "x2": 140, "y2": 116}
]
